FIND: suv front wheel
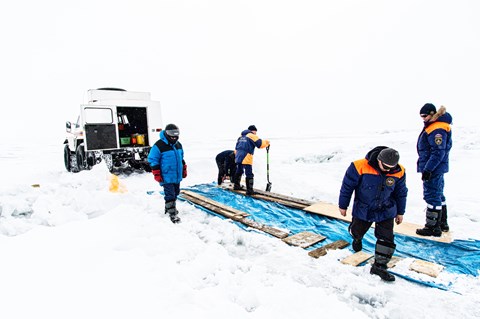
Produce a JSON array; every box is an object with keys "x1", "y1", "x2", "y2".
[{"x1": 76, "y1": 144, "x2": 91, "y2": 171}]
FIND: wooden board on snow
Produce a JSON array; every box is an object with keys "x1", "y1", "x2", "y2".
[
  {"x1": 282, "y1": 231, "x2": 326, "y2": 248},
  {"x1": 308, "y1": 239, "x2": 349, "y2": 258},
  {"x1": 304, "y1": 202, "x2": 453, "y2": 243},
  {"x1": 221, "y1": 184, "x2": 314, "y2": 209},
  {"x1": 341, "y1": 251, "x2": 373, "y2": 266},
  {"x1": 181, "y1": 190, "x2": 289, "y2": 239},
  {"x1": 181, "y1": 190, "x2": 249, "y2": 219},
  {"x1": 409, "y1": 259, "x2": 444, "y2": 278},
  {"x1": 366, "y1": 256, "x2": 444, "y2": 277},
  {"x1": 241, "y1": 218, "x2": 290, "y2": 239}
]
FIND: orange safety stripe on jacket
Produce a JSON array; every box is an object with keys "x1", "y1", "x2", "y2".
[
  {"x1": 425, "y1": 121, "x2": 451, "y2": 135},
  {"x1": 353, "y1": 158, "x2": 405, "y2": 179}
]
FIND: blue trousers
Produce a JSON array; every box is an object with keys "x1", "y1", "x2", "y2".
[
  {"x1": 235, "y1": 164, "x2": 254, "y2": 178},
  {"x1": 423, "y1": 174, "x2": 446, "y2": 208},
  {"x1": 163, "y1": 183, "x2": 180, "y2": 202}
]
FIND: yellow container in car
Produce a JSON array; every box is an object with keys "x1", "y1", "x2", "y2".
[{"x1": 136, "y1": 134, "x2": 145, "y2": 145}]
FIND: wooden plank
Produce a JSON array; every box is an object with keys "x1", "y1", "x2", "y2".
[
  {"x1": 304, "y1": 202, "x2": 353, "y2": 223},
  {"x1": 282, "y1": 231, "x2": 326, "y2": 248},
  {"x1": 181, "y1": 190, "x2": 289, "y2": 239},
  {"x1": 308, "y1": 239, "x2": 349, "y2": 258},
  {"x1": 248, "y1": 188, "x2": 314, "y2": 206},
  {"x1": 261, "y1": 225, "x2": 290, "y2": 239},
  {"x1": 304, "y1": 202, "x2": 453, "y2": 244},
  {"x1": 366, "y1": 256, "x2": 443, "y2": 277},
  {"x1": 239, "y1": 218, "x2": 265, "y2": 230},
  {"x1": 221, "y1": 184, "x2": 314, "y2": 209},
  {"x1": 181, "y1": 190, "x2": 249, "y2": 218},
  {"x1": 394, "y1": 221, "x2": 453, "y2": 243},
  {"x1": 341, "y1": 251, "x2": 373, "y2": 266},
  {"x1": 409, "y1": 259, "x2": 444, "y2": 278},
  {"x1": 239, "y1": 218, "x2": 290, "y2": 239}
]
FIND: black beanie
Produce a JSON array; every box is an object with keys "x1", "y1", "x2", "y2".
[
  {"x1": 419, "y1": 103, "x2": 436, "y2": 116},
  {"x1": 377, "y1": 148, "x2": 400, "y2": 166},
  {"x1": 248, "y1": 125, "x2": 257, "y2": 131}
]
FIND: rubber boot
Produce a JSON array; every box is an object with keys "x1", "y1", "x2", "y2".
[
  {"x1": 348, "y1": 224, "x2": 362, "y2": 252},
  {"x1": 440, "y1": 205, "x2": 449, "y2": 232},
  {"x1": 416, "y1": 207, "x2": 442, "y2": 237},
  {"x1": 233, "y1": 173, "x2": 243, "y2": 190},
  {"x1": 246, "y1": 177, "x2": 255, "y2": 196},
  {"x1": 165, "y1": 200, "x2": 181, "y2": 224},
  {"x1": 370, "y1": 240, "x2": 396, "y2": 282}
]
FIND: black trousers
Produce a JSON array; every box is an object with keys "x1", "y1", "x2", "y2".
[
  {"x1": 349, "y1": 217, "x2": 395, "y2": 244},
  {"x1": 216, "y1": 159, "x2": 226, "y2": 178}
]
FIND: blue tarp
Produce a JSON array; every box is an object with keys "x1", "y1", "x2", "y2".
[{"x1": 180, "y1": 183, "x2": 480, "y2": 278}]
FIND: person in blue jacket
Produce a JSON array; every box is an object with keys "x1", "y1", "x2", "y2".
[
  {"x1": 416, "y1": 103, "x2": 453, "y2": 237},
  {"x1": 215, "y1": 150, "x2": 236, "y2": 185},
  {"x1": 148, "y1": 123, "x2": 187, "y2": 224},
  {"x1": 338, "y1": 146, "x2": 408, "y2": 282},
  {"x1": 233, "y1": 125, "x2": 270, "y2": 195}
]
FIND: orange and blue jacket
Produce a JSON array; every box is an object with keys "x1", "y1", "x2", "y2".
[
  {"x1": 339, "y1": 146, "x2": 408, "y2": 222},
  {"x1": 417, "y1": 112, "x2": 452, "y2": 174},
  {"x1": 234, "y1": 129, "x2": 269, "y2": 165}
]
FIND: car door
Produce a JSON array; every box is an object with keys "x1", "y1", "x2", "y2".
[{"x1": 81, "y1": 105, "x2": 119, "y2": 151}]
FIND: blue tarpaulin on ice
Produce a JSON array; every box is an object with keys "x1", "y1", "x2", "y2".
[{"x1": 180, "y1": 183, "x2": 480, "y2": 278}]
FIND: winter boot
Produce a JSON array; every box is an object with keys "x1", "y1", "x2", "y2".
[
  {"x1": 370, "y1": 240, "x2": 396, "y2": 282},
  {"x1": 416, "y1": 207, "x2": 442, "y2": 237},
  {"x1": 370, "y1": 263, "x2": 395, "y2": 282},
  {"x1": 440, "y1": 205, "x2": 449, "y2": 232},
  {"x1": 352, "y1": 239, "x2": 363, "y2": 252},
  {"x1": 246, "y1": 177, "x2": 255, "y2": 196},
  {"x1": 233, "y1": 173, "x2": 243, "y2": 190},
  {"x1": 348, "y1": 224, "x2": 362, "y2": 252},
  {"x1": 165, "y1": 200, "x2": 181, "y2": 224}
]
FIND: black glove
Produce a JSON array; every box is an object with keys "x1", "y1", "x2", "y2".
[{"x1": 422, "y1": 171, "x2": 432, "y2": 181}]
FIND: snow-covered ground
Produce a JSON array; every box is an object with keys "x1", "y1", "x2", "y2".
[
  {"x1": 2, "y1": 1, "x2": 480, "y2": 317},
  {"x1": 1, "y1": 126, "x2": 479, "y2": 319}
]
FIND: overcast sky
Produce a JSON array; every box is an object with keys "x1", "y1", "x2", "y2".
[{"x1": 1, "y1": 0, "x2": 479, "y2": 140}]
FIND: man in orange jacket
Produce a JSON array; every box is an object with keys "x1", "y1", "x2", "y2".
[{"x1": 233, "y1": 125, "x2": 270, "y2": 195}]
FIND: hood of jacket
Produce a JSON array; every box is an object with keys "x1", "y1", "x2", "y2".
[{"x1": 426, "y1": 105, "x2": 453, "y2": 127}]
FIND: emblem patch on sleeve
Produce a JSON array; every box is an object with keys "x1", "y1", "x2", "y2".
[
  {"x1": 434, "y1": 133, "x2": 443, "y2": 145},
  {"x1": 386, "y1": 177, "x2": 395, "y2": 187}
]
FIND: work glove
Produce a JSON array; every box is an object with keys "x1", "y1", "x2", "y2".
[
  {"x1": 152, "y1": 169, "x2": 163, "y2": 183},
  {"x1": 422, "y1": 171, "x2": 432, "y2": 181},
  {"x1": 182, "y1": 164, "x2": 188, "y2": 178}
]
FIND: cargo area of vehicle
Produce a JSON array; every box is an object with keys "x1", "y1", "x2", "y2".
[{"x1": 117, "y1": 106, "x2": 149, "y2": 147}]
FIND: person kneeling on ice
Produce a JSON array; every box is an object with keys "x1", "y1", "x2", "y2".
[
  {"x1": 148, "y1": 123, "x2": 187, "y2": 224},
  {"x1": 233, "y1": 125, "x2": 270, "y2": 195},
  {"x1": 338, "y1": 146, "x2": 408, "y2": 282}
]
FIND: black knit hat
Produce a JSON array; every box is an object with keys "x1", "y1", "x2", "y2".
[
  {"x1": 378, "y1": 148, "x2": 399, "y2": 166},
  {"x1": 248, "y1": 125, "x2": 257, "y2": 131},
  {"x1": 419, "y1": 103, "x2": 436, "y2": 116}
]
